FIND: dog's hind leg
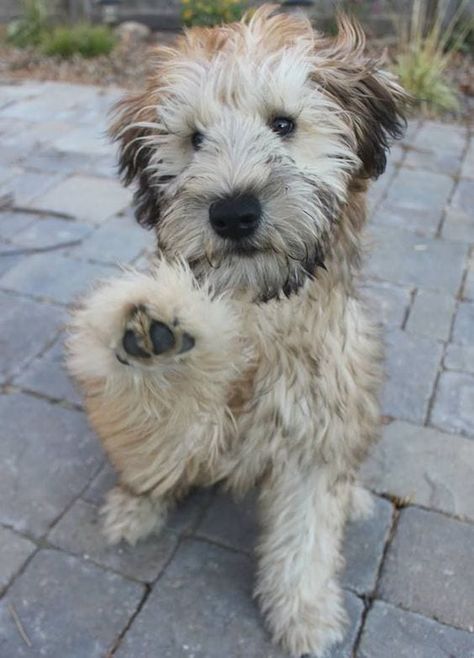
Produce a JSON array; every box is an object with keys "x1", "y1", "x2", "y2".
[
  {"x1": 100, "y1": 485, "x2": 171, "y2": 545},
  {"x1": 256, "y1": 463, "x2": 350, "y2": 658},
  {"x1": 67, "y1": 259, "x2": 244, "y2": 544}
]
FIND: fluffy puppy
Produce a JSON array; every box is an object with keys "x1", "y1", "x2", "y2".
[{"x1": 67, "y1": 6, "x2": 406, "y2": 656}]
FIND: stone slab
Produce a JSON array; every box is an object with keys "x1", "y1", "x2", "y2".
[
  {"x1": 82, "y1": 461, "x2": 118, "y2": 506},
  {"x1": 71, "y1": 215, "x2": 151, "y2": 265},
  {"x1": 0, "y1": 252, "x2": 115, "y2": 304},
  {"x1": 452, "y1": 301, "x2": 474, "y2": 346},
  {"x1": 0, "y1": 164, "x2": 17, "y2": 186},
  {"x1": 375, "y1": 169, "x2": 454, "y2": 236},
  {"x1": 22, "y1": 148, "x2": 117, "y2": 180},
  {"x1": 13, "y1": 335, "x2": 82, "y2": 405},
  {"x1": 405, "y1": 289, "x2": 456, "y2": 341},
  {"x1": 404, "y1": 121, "x2": 467, "y2": 176},
  {"x1": 361, "y1": 281, "x2": 412, "y2": 328},
  {"x1": 404, "y1": 120, "x2": 421, "y2": 141},
  {"x1": 0, "y1": 526, "x2": 36, "y2": 594},
  {"x1": 0, "y1": 83, "x2": 44, "y2": 107},
  {"x1": 50, "y1": 125, "x2": 112, "y2": 156},
  {"x1": 196, "y1": 491, "x2": 259, "y2": 554},
  {"x1": 361, "y1": 420, "x2": 474, "y2": 521},
  {"x1": 49, "y1": 499, "x2": 177, "y2": 583},
  {"x1": 166, "y1": 488, "x2": 214, "y2": 536},
  {"x1": 0, "y1": 244, "x2": 21, "y2": 278},
  {"x1": 32, "y1": 175, "x2": 132, "y2": 224},
  {"x1": 358, "y1": 601, "x2": 474, "y2": 658},
  {"x1": 378, "y1": 507, "x2": 474, "y2": 630},
  {"x1": 464, "y1": 266, "x2": 474, "y2": 301},
  {"x1": 367, "y1": 225, "x2": 467, "y2": 294},
  {"x1": 10, "y1": 216, "x2": 93, "y2": 250},
  {"x1": 342, "y1": 496, "x2": 393, "y2": 596},
  {"x1": 0, "y1": 291, "x2": 65, "y2": 383},
  {"x1": 382, "y1": 329, "x2": 443, "y2": 424},
  {"x1": 461, "y1": 139, "x2": 474, "y2": 179},
  {"x1": 0, "y1": 549, "x2": 144, "y2": 658},
  {"x1": 444, "y1": 342, "x2": 474, "y2": 374},
  {"x1": 1, "y1": 120, "x2": 75, "y2": 154},
  {"x1": 0, "y1": 86, "x2": 98, "y2": 123},
  {"x1": 430, "y1": 370, "x2": 474, "y2": 437},
  {"x1": 443, "y1": 178, "x2": 474, "y2": 242},
  {"x1": 367, "y1": 162, "x2": 396, "y2": 213},
  {"x1": 0, "y1": 170, "x2": 64, "y2": 207},
  {"x1": 0, "y1": 393, "x2": 103, "y2": 538},
  {"x1": 115, "y1": 539, "x2": 285, "y2": 658},
  {"x1": 0, "y1": 211, "x2": 37, "y2": 241},
  {"x1": 115, "y1": 538, "x2": 364, "y2": 658}
]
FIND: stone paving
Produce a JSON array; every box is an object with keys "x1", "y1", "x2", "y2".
[{"x1": 0, "y1": 79, "x2": 473, "y2": 658}]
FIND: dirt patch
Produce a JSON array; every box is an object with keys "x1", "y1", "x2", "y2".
[{"x1": 0, "y1": 30, "x2": 176, "y2": 90}]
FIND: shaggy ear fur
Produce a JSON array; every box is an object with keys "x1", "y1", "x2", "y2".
[
  {"x1": 109, "y1": 90, "x2": 162, "y2": 228},
  {"x1": 315, "y1": 15, "x2": 408, "y2": 179}
]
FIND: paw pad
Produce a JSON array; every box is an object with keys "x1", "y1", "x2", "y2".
[
  {"x1": 149, "y1": 321, "x2": 176, "y2": 354},
  {"x1": 122, "y1": 329, "x2": 151, "y2": 359},
  {"x1": 117, "y1": 305, "x2": 195, "y2": 364}
]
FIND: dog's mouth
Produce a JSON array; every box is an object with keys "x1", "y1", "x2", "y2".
[
  {"x1": 197, "y1": 238, "x2": 269, "y2": 270},
  {"x1": 226, "y1": 242, "x2": 261, "y2": 256},
  {"x1": 187, "y1": 242, "x2": 323, "y2": 304}
]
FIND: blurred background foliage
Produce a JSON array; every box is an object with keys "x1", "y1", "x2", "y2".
[
  {"x1": 7, "y1": 0, "x2": 116, "y2": 56},
  {"x1": 1, "y1": 0, "x2": 473, "y2": 118}
]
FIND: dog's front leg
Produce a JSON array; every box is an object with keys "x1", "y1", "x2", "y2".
[
  {"x1": 256, "y1": 463, "x2": 349, "y2": 657},
  {"x1": 67, "y1": 260, "x2": 243, "y2": 544}
]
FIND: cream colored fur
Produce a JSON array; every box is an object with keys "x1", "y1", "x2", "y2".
[{"x1": 66, "y1": 6, "x2": 407, "y2": 657}]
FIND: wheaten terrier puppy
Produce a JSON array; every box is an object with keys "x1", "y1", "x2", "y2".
[{"x1": 67, "y1": 6, "x2": 407, "y2": 656}]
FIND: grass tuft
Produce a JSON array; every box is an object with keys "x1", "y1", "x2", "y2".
[
  {"x1": 181, "y1": 0, "x2": 248, "y2": 27},
  {"x1": 41, "y1": 24, "x2": 116, "y2": 58},
  {"x1": 393, "y1": 0, "x2": 473, "y2": 115},
  {"x1": 7, "y1": 0, "x2": 47, "y2": 48},
  {"x1": 5, "y1": 0, "x2": 116, "y2": 59}
]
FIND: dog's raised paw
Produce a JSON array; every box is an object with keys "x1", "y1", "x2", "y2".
[{"x1": 117, "y1": 304, "x2": 195, "y2": 365}]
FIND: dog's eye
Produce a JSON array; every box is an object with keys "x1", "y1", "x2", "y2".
[
  {"x1": 270, "y1": 117, "x2": 295, "y2": 137},
  {"x1": 191, "y1": 131, "x2": 204, "y2": 150}
]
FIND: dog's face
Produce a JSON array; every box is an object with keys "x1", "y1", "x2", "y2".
[{"x1": 112, "y1": 6, "x2": 406, "y2": 300}]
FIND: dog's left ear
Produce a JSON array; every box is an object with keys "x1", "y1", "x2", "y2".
[
  {"x1": 315, "y1": 15, "x2": 409, "y2": 179},
  {"x1": 109, "y1": 89, "x2": 162, "y2": 228}
]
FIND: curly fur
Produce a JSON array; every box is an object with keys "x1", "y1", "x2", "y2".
[{"x1": 67, "y1": 7, "x2": 407, "y2": 656}]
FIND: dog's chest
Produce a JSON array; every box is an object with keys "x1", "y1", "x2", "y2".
[{"x1": 232, "y1": 284, "x2": 334, "y2": 432}]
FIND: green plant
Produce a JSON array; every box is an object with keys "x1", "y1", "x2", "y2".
[
  {"x1": 393, "y1": 0, "x2": 472, "y2": 115},
  {"x1": 447, "y1": 10, "x2": 474, "y2": 54},
  {"x1": 42, "y1": 24, "x2": 116, "y2": 58},
  {"x1": 181, "y1": 0, "x2": 248, "y2": 27},
  {"x1": 6, "y1": 0, "x2": 48, "y2": 48}
]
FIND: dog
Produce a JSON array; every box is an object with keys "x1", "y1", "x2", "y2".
[{"x1": 67, "y1": 6, "x2": 407, "y2": 656}]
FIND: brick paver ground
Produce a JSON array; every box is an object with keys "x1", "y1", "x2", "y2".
[{"x1": 0, "y1": 80, "x2": 473, "y2": 657}]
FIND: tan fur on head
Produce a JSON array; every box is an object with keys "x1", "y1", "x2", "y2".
[
  {"x1": 68, "y1": 7, "x2": 406, "y2": 656},
  {"x1": 109, "y1": 5, "x2": 407, "y2": 300}
]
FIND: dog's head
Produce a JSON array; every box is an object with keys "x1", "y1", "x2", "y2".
[{"x1": 111, "y1": 6, "x2": 407, "y2": 300}]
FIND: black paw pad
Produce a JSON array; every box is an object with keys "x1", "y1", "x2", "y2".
[
  {"x1": 149, "y1": 321, "x2": 176, "y2": 355},
  {"x1": 180, "y1": 332, "x2": 195, "y2": 354},
  {"x1": 122, "y1": 329, "x2": 151, "y2": 358}
]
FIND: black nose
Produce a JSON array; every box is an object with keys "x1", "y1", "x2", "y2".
[{"x1": 209, "y1": 193, "x2": 261, "y2": 240}]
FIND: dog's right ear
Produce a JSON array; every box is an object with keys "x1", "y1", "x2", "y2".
[
  {"x1": 314, "y1": 15, "x2": 408, "y2": 180},
  {"x1": 109, "y1": 90, "x2": 161, "y2": 229}
]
